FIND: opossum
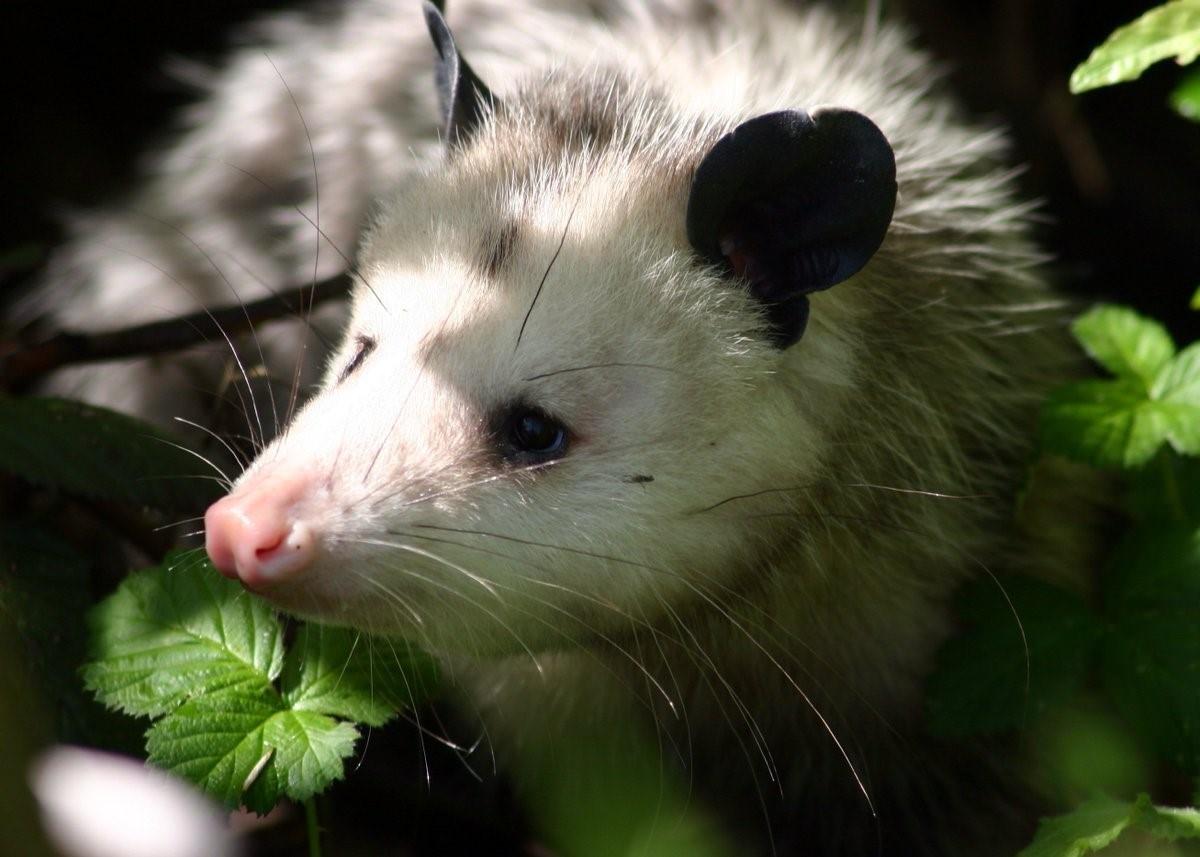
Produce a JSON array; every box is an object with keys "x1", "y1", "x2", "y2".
[{"x1": 31, "y1": 1, "x2": 1100, "y2": 854}]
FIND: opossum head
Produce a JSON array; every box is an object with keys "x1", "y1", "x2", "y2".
[{"x1": 204, "y1": 4, "x2": 896, "y2": 655}]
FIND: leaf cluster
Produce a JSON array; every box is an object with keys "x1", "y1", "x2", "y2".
[
  {"x1": 82, "y1": 553, "x2": 439, "y2": 813},
  {"x1": 927, "y1": 301, "x2": 1200, "y2": 856}
]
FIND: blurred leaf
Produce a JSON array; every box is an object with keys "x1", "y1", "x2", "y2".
[
  {"x1": 926, "y1": 576, "x2": 1104, "y2": 737},
  {"x1": 0, "y1": 526, "x2": 93, "y2": 738},
  {"x1": 1132, "y1": 794, "x2": 1200, "y2": 840},
  {"x1": 1174, "y1": 68, "x2": 1200, "y2": 119},
  {"x1": 1018, "y1": 794, "x2": 1134, "y2": 857},
  {"x1": 0, "y1": 396, "x2": 222, "y2": 512},
  {"x1": 1036, "y1": 699, "x2": 1154, "y2": 802},
  {"x1": 1071, "y1": 1, "x2": 1200, "y2": 94},
  {"x1": 1072, "y1": 305, "x2": 1174, "y2": 388},
  {"x1": 1099, "y1": 523, "x2": 1200, "y2": 773},
  {"x1": 1191, "y1": 286, "x2": 1200, "y2": 310},
  {"x1": 1127, "y1": 452, "x2": 1200, "y2": 524}
]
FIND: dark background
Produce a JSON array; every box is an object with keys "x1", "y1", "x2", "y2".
[{"x1": 2, "y1": 0, "x2": 1198, "y2": 340}]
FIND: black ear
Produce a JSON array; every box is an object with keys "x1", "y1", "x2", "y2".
[
  {"x1": 422, "y1": 1, "x2": 498, "y2": 146},
  {"x1": 686, "y1": 109, "x2": 896, "y2": 347}
]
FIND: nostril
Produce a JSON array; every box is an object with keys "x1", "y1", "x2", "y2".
[
  {"x1": 254, "y1": 534, "x2": 285, "y2": 561},
  {"x1": 251, "y1": 521, "x2": 316, "y2": 585}
]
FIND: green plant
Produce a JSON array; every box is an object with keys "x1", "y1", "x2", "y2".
[
  {"x1": 925, "y1": 300, "x2": 1200, "y2": 856},
  {"x1": 1070, "y1": 0, "x2": 1200, "y2": 122}
]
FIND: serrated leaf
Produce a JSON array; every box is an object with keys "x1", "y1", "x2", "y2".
[
  {"x1": 1099, "y1": 524, "x2": 1200, "y2": 773},
  {"x1": 1072, "y1": 305, "x2": 1175, "y2": 388},
  {"x1": 1040, "y1": 380, "x2": 1171, "y2": 469},
  {"x1": 1070, "y1": 1, "x2": 1200, "y2": 94},
  {"x1": 1173, "y1": 68, "x2": 1200, "y2": 119},
  {"x1": 0, "y1": 396, "x2": 222, "y2": 512},
  {"x1": 1150, "y1": 342, "x2": 1200, "y2": 457},
  {"x1": 146, "y1": 690, "x2": 284, "y2": 808},
  {"x1": 148, "y1": 693, "x2": 359, "y2": 809},
  {"x1": 82, "y1": 553, "x2": 284, "y2": 717},
  {"x1": 265, "y1": 710, "x2": 359, "y2": 802},
  {"x1": 1017, "y1": 795, "x2": 1134, "y2": 857},
  {"x1": 926, "y1": 576, "x2": 1104, "y2": 737},
  {"x1": 281, "y1": 624, "x2": 439, "y2": 727}
]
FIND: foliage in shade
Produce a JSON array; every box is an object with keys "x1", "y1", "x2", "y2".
[
  {"x1": 937, "y1": 296, "x2": 1200, "y2": 857},
  {"x1": 925, "y1": 577, "x2": 1103, "y2": 736},
  {"x1": 1070, "y1": 1, "x2": 1200, "y2": 94},
  {"x1": 83, "y1": 553, "x2": 439, "y2": 813},
  {"x1": 1174, "y1": 68, "x2": 1200, "y2": 119},
  {"x1": 1099, "y1": 524, "x2": 1200, "y2": 773},
  {"x1": 0, "y1": 396, "x2": 222, "y2": 512}
]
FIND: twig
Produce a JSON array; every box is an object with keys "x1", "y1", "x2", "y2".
[{"x1": 1, "y1": 272, "x2": 353, "y2": 391}]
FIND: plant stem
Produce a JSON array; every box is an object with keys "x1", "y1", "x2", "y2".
[{"x1": 304, "y1": 797, "x2": 322, "y2": 857}]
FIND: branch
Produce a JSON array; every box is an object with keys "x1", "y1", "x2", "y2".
[{"x1": 1, "y1": 272, "x2": 353, "y2": 392}]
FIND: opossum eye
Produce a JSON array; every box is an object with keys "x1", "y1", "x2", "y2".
[
  {"x1": 498, "y1": 404, "x2": 570, "y2": 462},
  {"x1": 338, "y1": 335, "x2": 376, "y2": 383}
]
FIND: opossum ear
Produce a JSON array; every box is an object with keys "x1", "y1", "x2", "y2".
[
  {"x1": 686, "y1": 109, "x2": 896, "y2": 347},
  {"x1": 423, "y1": 1, "x2": 498, "y2": 146}
]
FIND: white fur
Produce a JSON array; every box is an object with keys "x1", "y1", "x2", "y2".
[{"x1": 28, "y1": 2, "x2": 1095, "y2": 853}]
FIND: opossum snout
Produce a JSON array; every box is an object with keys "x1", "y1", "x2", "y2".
[{"x1": 204, "y1": 470, "x2": 317, "y2": 589}]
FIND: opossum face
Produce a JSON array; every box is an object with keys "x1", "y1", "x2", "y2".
[
  {"x1": 204, "y1": 7, "x2": 896, "y2": 655},
  {"x1": 204, "y1": 162, "x2": 801, "y2": 652}
]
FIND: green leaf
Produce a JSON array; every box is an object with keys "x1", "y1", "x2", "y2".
[
  {"x1": 1040, "y1": 379, "x2": 1170, "y2": 469},
  {"x1": 1017, "y1": 795, "x2": 1134, "y2": 857},
  {"x1": 146, "y1": 691, "x2": 360, "y2": 809},
  {"x1": 1071, "y1": 1, "x2": 1200, "y2": 94},
  {"x1": 83, "y1": 556, "x2": 440, "y2": 813},
  {"x1": 281, "y1": 624, "x2": 438, "y2": 727},
  {"x1": 1071, "y1": 305, "x2": 1175, "y2": 388},
  {"x1": 264, "y1": 710, "x2": 359, "y2": 802},
  {"x1": 1019, "y1": 794, "x2": 1200, "y2": 857},
  {"x1": 1041, "y1": 327, "x2": 1200, "y2": 468},
  {"x1": 82, "y1": 553, "x2": 284, "y2": 718},
  {"x1": 146, "y1": 690, "x2": 284, "y2": 808},
  {"x1": 1132, "y1": 794, "x2": 1200, "y2": 840},
  {"x1": 1099, "y1": 524, "x2": 1200, "y2": 773},
  {"x1": 1150, "y1": 342, "x2": 1200, "y2": 457},
  {"x1": 926, "y1": 576, "x2": 1104, "y2": 737},
  {"x1": 0, "y1": 396, "x2": 222, "y2": 512},
  {"x1": 1191, "y1": 286, "x2": 1200, "y2": 310},
  {"x1": 1173, "y1": 68, "x2": 1200, "y2": 119}
]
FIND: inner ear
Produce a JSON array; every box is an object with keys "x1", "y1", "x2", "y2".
[
  {"x1": 423, "y1": 1, "x2": 499, "y2": 147},
  {"x1": 686, "y1": 109, "x2": 897, "y2": 347}
]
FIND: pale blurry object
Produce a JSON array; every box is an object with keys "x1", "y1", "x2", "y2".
[{"x1": 31, "y1": 747, "x2": 239, "y2": 857}]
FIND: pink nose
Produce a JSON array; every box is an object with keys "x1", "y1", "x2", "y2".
[{"x1": 204, "y1": 470, "x2": 317, "y2": 588}]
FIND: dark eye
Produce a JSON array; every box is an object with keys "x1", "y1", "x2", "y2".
[
  {"x1": 338, "y1": 335, "x2": 376, "y2": 383},
  {"x1": 499, "y1": 404, "x2": 570, "y2": 463}
]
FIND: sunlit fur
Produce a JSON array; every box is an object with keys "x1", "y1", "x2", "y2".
[{"x1": 28, "y1": 1, "x2": 1101, "y2": 853}]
